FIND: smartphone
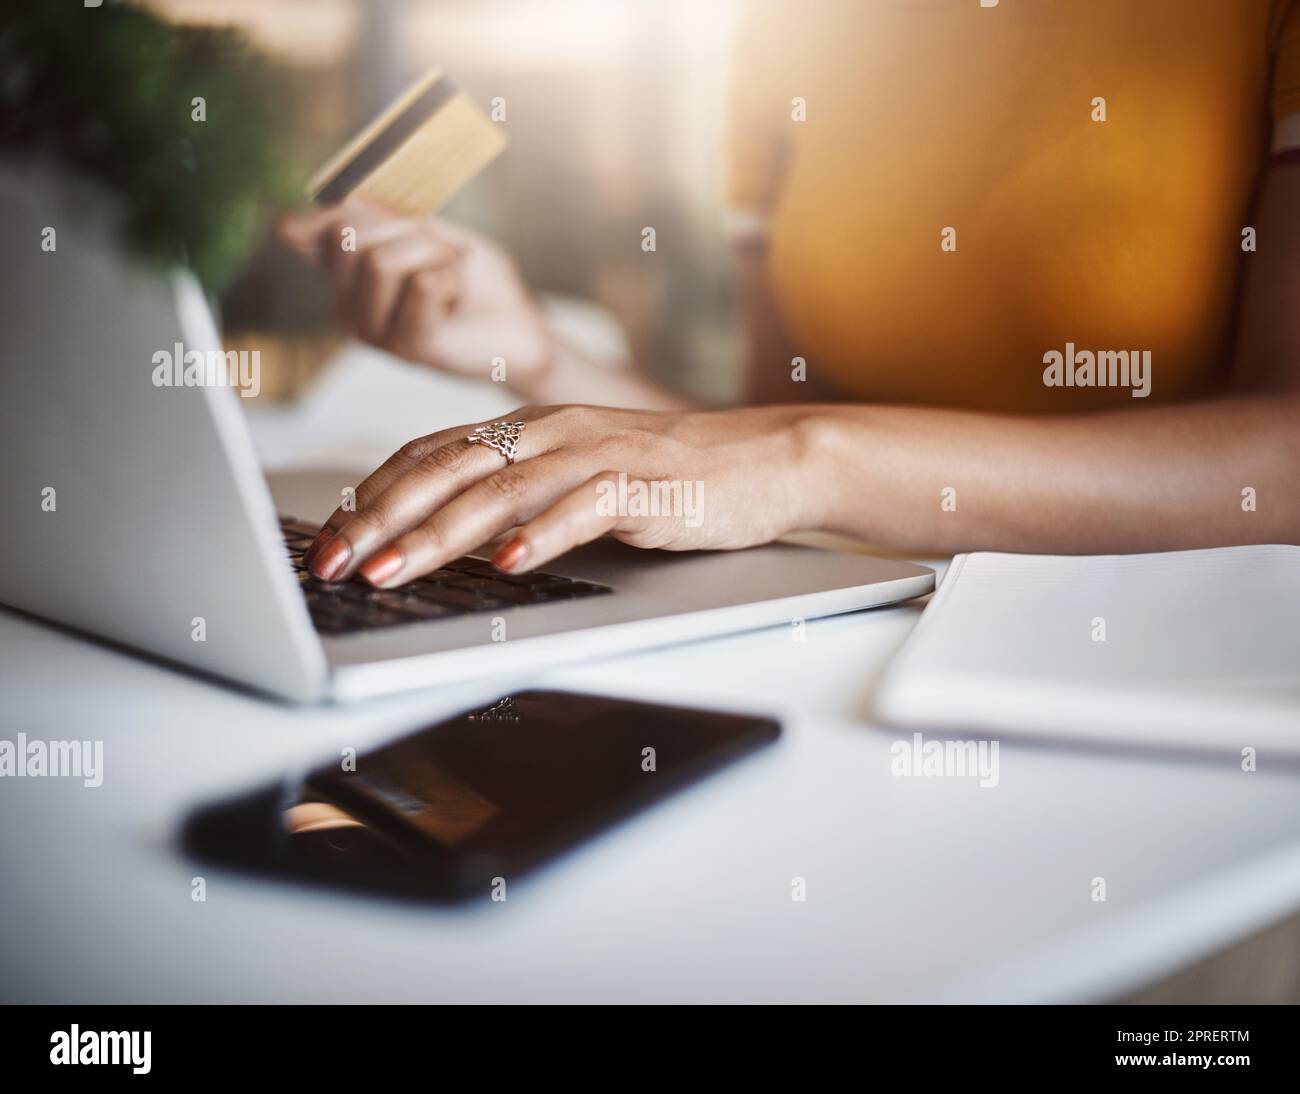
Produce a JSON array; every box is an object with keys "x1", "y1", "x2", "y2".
[{"x1": 183, "y1": 690, "x2": 779, "y2": 901}]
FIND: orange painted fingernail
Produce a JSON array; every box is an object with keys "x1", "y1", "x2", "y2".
[
  {"x1": 492, "y1": 538, "x2": 528, "y2": 573},
  {"x1": 304, "y1": 526, "x2": 334, "y2": 565},
  {"x1": 311, "y1": 536, "x2": 350, "y2": 581},
  {"x1": 359, "y1": 547, "x2": 403, "y2": 587}
]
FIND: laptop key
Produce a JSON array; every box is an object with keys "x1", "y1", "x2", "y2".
[
  {"x1": 493, "y1": 571, "x2": 569, "y2": 587},
  {"x1": 306, "y1": 604, "x2": 351, "y2": 626},
  {"x1": 348, "y1": 609, "x2": 408, "y2": 627},
  {"x1": 447, "y1": 577, "x2": 546, "y2": 603},
  {"x1": 411, "y1": 585, "x2": 511, "y2": 612},
  {"x1": 422, "y1": 568, "x2": 472, "y2": 584},
  {"x1": 558, "y1": 581, "x2": 611, "y2": 598},
  {"x1": 375, "y1": 594, "x2": 462, "y2": 620},
  {"x1": 442, "y1": 557, "x2": 497, "y2": 575}
]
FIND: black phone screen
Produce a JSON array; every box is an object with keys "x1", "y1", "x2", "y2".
[{"x1": 184, "y1": 690, "x2": 779, "y2": 900}]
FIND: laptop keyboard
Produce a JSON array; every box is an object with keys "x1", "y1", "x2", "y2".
[{"x1": 279, "y1": 518, "x2": 611, "y2": 636}]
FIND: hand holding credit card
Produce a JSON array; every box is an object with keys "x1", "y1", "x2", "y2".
[
  {"x1": 276, "y1": 69, "x2": 544, "y2": 387},
  {"x1": 306, "y1": 70, "x2": 506, "y2": 216}
]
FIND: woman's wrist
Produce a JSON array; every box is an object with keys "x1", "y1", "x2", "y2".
[
  {"x1": 512, "y1": 335, "x2": 587, "y2": 404},
  {"x1": 786, "y1": 407, "x2": 882, "y2": 538}
]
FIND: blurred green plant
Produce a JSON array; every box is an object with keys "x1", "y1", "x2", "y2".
[{"x1": 0, "y1": 3, "x2": 298, "y2": 291}]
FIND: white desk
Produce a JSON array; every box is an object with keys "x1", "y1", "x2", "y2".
[{"x1": 4, "y1": 350, "x2": 1300, "y2": 1003}]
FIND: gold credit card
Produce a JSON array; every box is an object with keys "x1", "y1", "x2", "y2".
[{"x1": 306, "y1": 69, "x2": 507, "y2": 217}]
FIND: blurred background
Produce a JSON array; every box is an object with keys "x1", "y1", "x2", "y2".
[{"x1": 146, "y1": 0, "x2": 746, "y2": 403}]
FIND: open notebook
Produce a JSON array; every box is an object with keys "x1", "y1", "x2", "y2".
[{"x1": 873, "y1": 545, "x2": 1300, "y2": 756}]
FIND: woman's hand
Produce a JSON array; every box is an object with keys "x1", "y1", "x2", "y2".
[
  {"x1": 302, "y1": 405, "x2": 826, "y2": 587},
  {"x1": 277, "y1": 198, "x2": 555, "y2": 388}
]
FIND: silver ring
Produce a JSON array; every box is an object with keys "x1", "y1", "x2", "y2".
[{"x1": 467, "y1": 420, "x2": 526, "y2": 465}]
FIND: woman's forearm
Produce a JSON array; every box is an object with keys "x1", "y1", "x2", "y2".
[{"x1": 801, "y1": 394, "x2": 1300, "y2": 553}]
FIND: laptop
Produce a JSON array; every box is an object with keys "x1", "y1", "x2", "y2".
[{"x1": 0, "y1": 167, "x2": 934, "y2": 702}]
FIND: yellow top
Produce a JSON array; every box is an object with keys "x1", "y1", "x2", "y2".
[{"x1": 726, "y1": 0, "x2": 1300, "y2": 413}]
